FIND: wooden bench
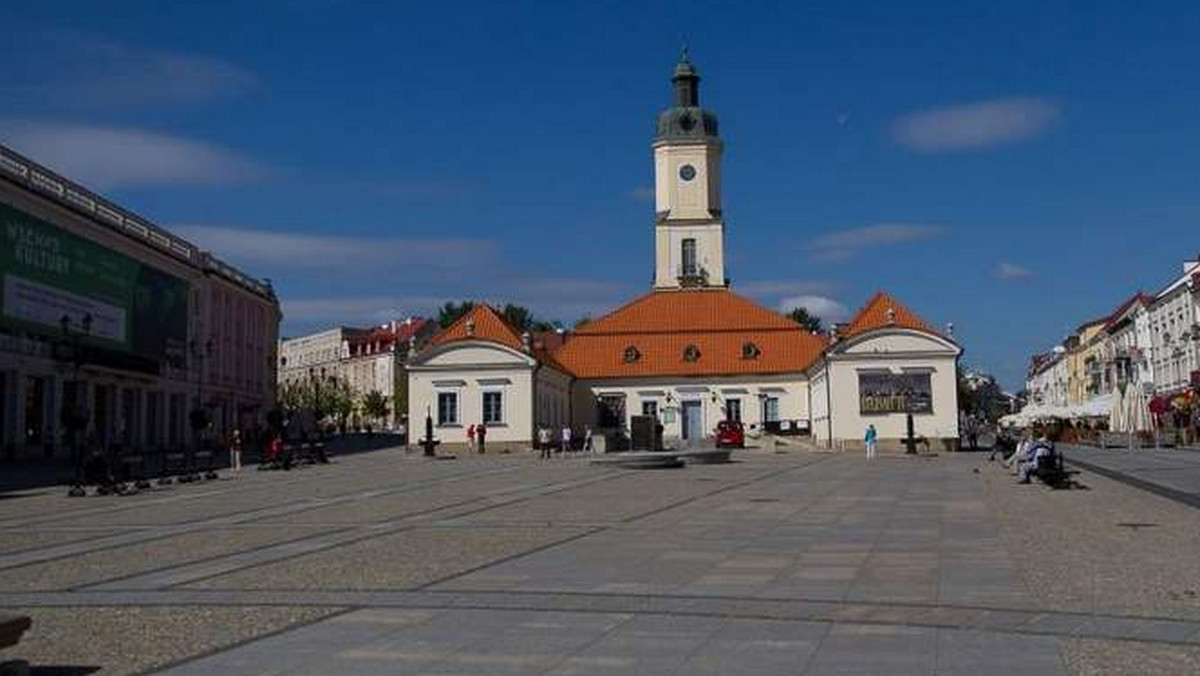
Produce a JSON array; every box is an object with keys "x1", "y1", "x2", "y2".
[{"x1": 1032, "y1": 452, "x2": 1071, "y2": 488}]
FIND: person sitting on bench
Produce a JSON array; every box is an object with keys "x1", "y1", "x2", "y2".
[{"x1": 1018, "y1": 437, "x2": 1054, "y2": 484}]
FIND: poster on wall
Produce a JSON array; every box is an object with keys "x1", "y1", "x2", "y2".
[
  {"x1": 0, "y1": 202, "x2": 189, "y2": 369},
  {"x1": 858, "y1": 371, "x2": 933, "y2": 414}
]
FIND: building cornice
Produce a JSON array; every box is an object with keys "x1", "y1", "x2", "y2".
[{"x1": 0, "y1": 142, "x2": 276, "y2": 302}]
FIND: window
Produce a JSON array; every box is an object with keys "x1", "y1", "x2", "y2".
[
  {"x1": 598, "y1": 394, "x2": 626, "y2": 428},
  {"x1": 762, "y1": 396, "x2": 780, "y2": 422},
  {"x1": 642, "y1": 400, "x2": 658, "y2": 418},
  {"x1": 683, "y1": 344, "x2": 701, "y2": 362},
  {"x1": 623, "y1": 345, "x2": 641, "y2": 364},
  {"x1": 741, "y1": 342, "x2": 760, "y2": 359},
  {"x1": 437, "y1": 392, "x2": 458, "y2": 425},
  {"x1": 725, "y1": 398, "x2": 742, "y2": 422},
  {"x1": 483, "y1": 391, "x2": 503, "y2": 424},
  {"x1": 681, "y1": 238, "x2": 697, "y2": 276}
]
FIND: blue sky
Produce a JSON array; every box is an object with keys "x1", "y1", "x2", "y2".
[{"x1": 3, "y1": 1, "x2": 1199, "y2": 390}]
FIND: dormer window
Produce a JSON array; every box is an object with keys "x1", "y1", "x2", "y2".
[
  {"x1": 623, "y1": 346, "x2": 641, "y2": 364},
  {"x1": 683, "y1": 344, "x2": 701, "y2": 362},
  {"x1": 741, "y1": 342, "x2": 761, "y2": 360}
]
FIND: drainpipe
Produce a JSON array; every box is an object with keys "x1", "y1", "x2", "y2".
[{"x1": 825, "y1": 368, "x2": 834, "y2": 449}]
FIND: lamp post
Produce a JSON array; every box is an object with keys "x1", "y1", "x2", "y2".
[{"x1": 59, "y1": 313, "x2": 93, "y2": 497}]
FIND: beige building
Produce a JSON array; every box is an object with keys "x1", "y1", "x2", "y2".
[
  {"x1": 0, "y1": 142, "x2": 279, "y2": 459},
  {"x1": 407, "y1": 54, "x2": 961, "y2": 452}
]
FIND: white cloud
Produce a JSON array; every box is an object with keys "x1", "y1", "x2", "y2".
[
  {"x1": 173, "y1": 225, "x2": 495, "y2": 271},
  {"x1": 995, "y1": 262, "x2": 1034, "y2": 279},
  {"x1": 2, "y1": 32, "x2": 256, "y2": 109},
  {"x1": 282, "y1": 277, "x2": 631, "y2": 334},
  {"x1": 779, "y1": 295, "x2": 850, "y2": 323},
  {"x1": 892, "y1": 98, "x2": 1060, "y2": 152},
  {"x1": 283, "y1": 295, "x2": 449, "y2": 327},
  {"x1": 0, "y1": 120, "x2": 267, "y2": 190},
  {"x1": 627, "y1": 186, "x2": 655, "y2": 202},
  {"x1": 807, "y1": 223, "x2": 944, "y2": 262},
  {"x1": 738, "y1": 279, "x2": 836, "y2": 298}
]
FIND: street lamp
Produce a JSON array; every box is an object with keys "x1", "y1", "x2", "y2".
[{"x1": 59, "y1": 313, "x2": 93, "y2": 497}]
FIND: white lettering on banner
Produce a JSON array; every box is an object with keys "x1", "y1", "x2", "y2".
[{"x1": 3, "y1": 275, "x2": 127, "y2": 343}]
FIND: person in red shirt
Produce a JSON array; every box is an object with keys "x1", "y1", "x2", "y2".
[{"x1": 467, "y1": 424, "x2": 476, "y2": 453}]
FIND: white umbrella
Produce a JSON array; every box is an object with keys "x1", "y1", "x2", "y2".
[{"x1": 1109, "y1": 385, "x2": 1127, "y2": 433}]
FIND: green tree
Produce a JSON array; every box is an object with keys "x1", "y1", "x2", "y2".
[
  {"x1": 362, "y1": 390, "x2": 389, "y2": 424},
  {"x1": 786, "y1": 307, "x2": 823, "y2": 333},
  {"x1": 438, "y1": 301, "x2": 475, "y2": 328},
  {"x1": 501, "y1": 304, "x2": 534, "y2": 331}
]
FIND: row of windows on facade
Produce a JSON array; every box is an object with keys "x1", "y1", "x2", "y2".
[
  {"x1": 594, "y1": 394, "x2": 779, "y2": 428},
  {"x1": 623, "y1": 342, "x2": 760, "y2": 365},
  {"x1": 436, "y1": 391, "x2": 503, "y2": 426}
]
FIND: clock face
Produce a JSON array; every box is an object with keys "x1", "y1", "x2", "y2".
[{"x1": 679, "y1": 164, "x2": 697, "y2": 182}]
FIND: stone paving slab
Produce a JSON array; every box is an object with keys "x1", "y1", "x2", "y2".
[
  {"x1": 1062, "y1": 445, "x2": 1200, "y2": 509},
  {"x1": 148, "y1": 606, "x2": 1068, "y2": 676}
]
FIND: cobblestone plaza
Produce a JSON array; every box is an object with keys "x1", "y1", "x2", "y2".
[{"x1": 3, "y1": 446, "x2": 1200, "y2": 674}]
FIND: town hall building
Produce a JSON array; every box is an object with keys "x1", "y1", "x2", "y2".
[{"x1": 406, "y1": 54, "x2": 962, "y2": 452}]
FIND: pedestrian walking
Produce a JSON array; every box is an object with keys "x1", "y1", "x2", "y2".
[
  {"x1": 477, "y1": 423, "x2": 487, "y2": 454},
  {"x1": 561, "y1": 425, "x2": 572, "y2": 455},
  {"x1": 538, "y1": 425, "x2": 551, "y2": 459},
  {"x1": 229, "y1": 429, "x2": 243, "y2": 472},
  {"x1": 865, "y1": 424, "x2": 878, "y2": 460},
  {"x1": 467, "y1": 423, "x2": 476, "y2": 453},
  {"x1": 583, "y1": 426, "x2": 594, "y2": 454}
]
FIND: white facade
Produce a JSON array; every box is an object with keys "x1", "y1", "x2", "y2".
[
  {"x1": 809, "y1": 328, "x2": 962, "y2": 451},
  {"x1": 572, "y1": 375, "x2": 809, "y2": 445},
  {"x1": 406, "y1": 340, "x2": 571, "y2": 448},
  {"x1": 1148, "y1": 261, "x2": 1199, "y2": 394},
  {"x1": 278, "y1": 327, "x2": 359, "y2": 384}
]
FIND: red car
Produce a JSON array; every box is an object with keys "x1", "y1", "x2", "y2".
[{"x1": 715, "y1": 420, "x2": 745, "y2": 448}]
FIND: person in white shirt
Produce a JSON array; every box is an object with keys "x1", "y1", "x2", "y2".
[
  {"x1": 561, "y1": 425, "x2": 572, "y2": 455},
  {"x1": 1004, "y1": 434, "x2": 1032, "y2": 470},
  {"x1": 583, "y1": 426, "x2": 594, "y2": 454},
  {"x1": 537, "y1": 426, "x2": 551, "y2": 459}
]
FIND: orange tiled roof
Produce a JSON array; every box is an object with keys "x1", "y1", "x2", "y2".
[
  {"x1": 839, "y1": 292, "x2": 943, "y2": 340},
  {"x1": 575, "y1": 288, "x2": 801, "y2": 334},
  {"x1": 430, "y1": 304, "x2": 524, "y2": 351},
  {"x1": 554, "y1": 289, "x2": 827, "y2": 379}
]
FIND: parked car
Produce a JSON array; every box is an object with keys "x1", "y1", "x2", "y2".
[{"x1": 715, "y1": 420, "x2": 745, "y2": 448}]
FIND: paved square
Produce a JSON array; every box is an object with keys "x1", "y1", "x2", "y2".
[{"x1": 4, "y1": 445, "x2": 1200, "y2": 674}]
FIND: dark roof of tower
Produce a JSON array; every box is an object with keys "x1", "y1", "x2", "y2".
[{"x1": 655, "y1": 52, "x2": 720, "y2": 142}]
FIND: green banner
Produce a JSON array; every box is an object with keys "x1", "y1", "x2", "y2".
[{"x1": 0, "y1": 201, "x2": 189, "y2": 364}]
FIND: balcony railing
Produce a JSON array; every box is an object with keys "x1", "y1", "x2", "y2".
[{"x1": 676, "y1": 264, "x2": 709, "y2": 287}]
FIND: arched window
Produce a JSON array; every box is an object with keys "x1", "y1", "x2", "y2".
[
  {"x1": 623, "y1": 345, "x2": 641, "y2": 364},
  {"x1": 683, "y1": 344, "x2": 701, "y2": 363},
  {"x1": 741, "y1": 342, "x2": 761, "y2": 360}
]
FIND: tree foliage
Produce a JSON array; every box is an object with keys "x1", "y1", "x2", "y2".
[
  {"x1": 786, "y1": 307, "x2": 823, "y2": 333},
  {"x1": 362, "y1": 390, "x2": 389, "y2": 423},
  {"x1": 438, "y1": 301, "x2": 476, "y2": 328}
]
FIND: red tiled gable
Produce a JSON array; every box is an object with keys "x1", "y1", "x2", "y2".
[
  {"x1": 839, "y1": 292, "x2": 941, "y2": 340},
  {"x1": 430, "y1": 304, "x2": 524, "y2": 351},
  {"x1": 554, "y1": 289, "x2": 827, "y2": 379}
]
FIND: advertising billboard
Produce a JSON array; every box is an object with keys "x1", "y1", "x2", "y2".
[
  {"x1": 0, "y1": 201, "x2": 189, "y2": 369},
  {"x1": 859, "y1": 371, "x2": 933, "y2": 414}
]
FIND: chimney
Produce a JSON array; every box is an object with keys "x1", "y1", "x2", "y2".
[
  {"x1": 521, "y1": 331, "x2": 533, "y2": 353},
  {"x1": 465, "y1": 317, "x2": 476, "y2": 337},
  {"x1": 885, "y1": 307, "x2": 896, "y2": 325}
]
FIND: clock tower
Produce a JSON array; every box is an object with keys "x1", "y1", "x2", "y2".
[{"x1": 652, "y1": 50, "x2": 726, "y2": 290}]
